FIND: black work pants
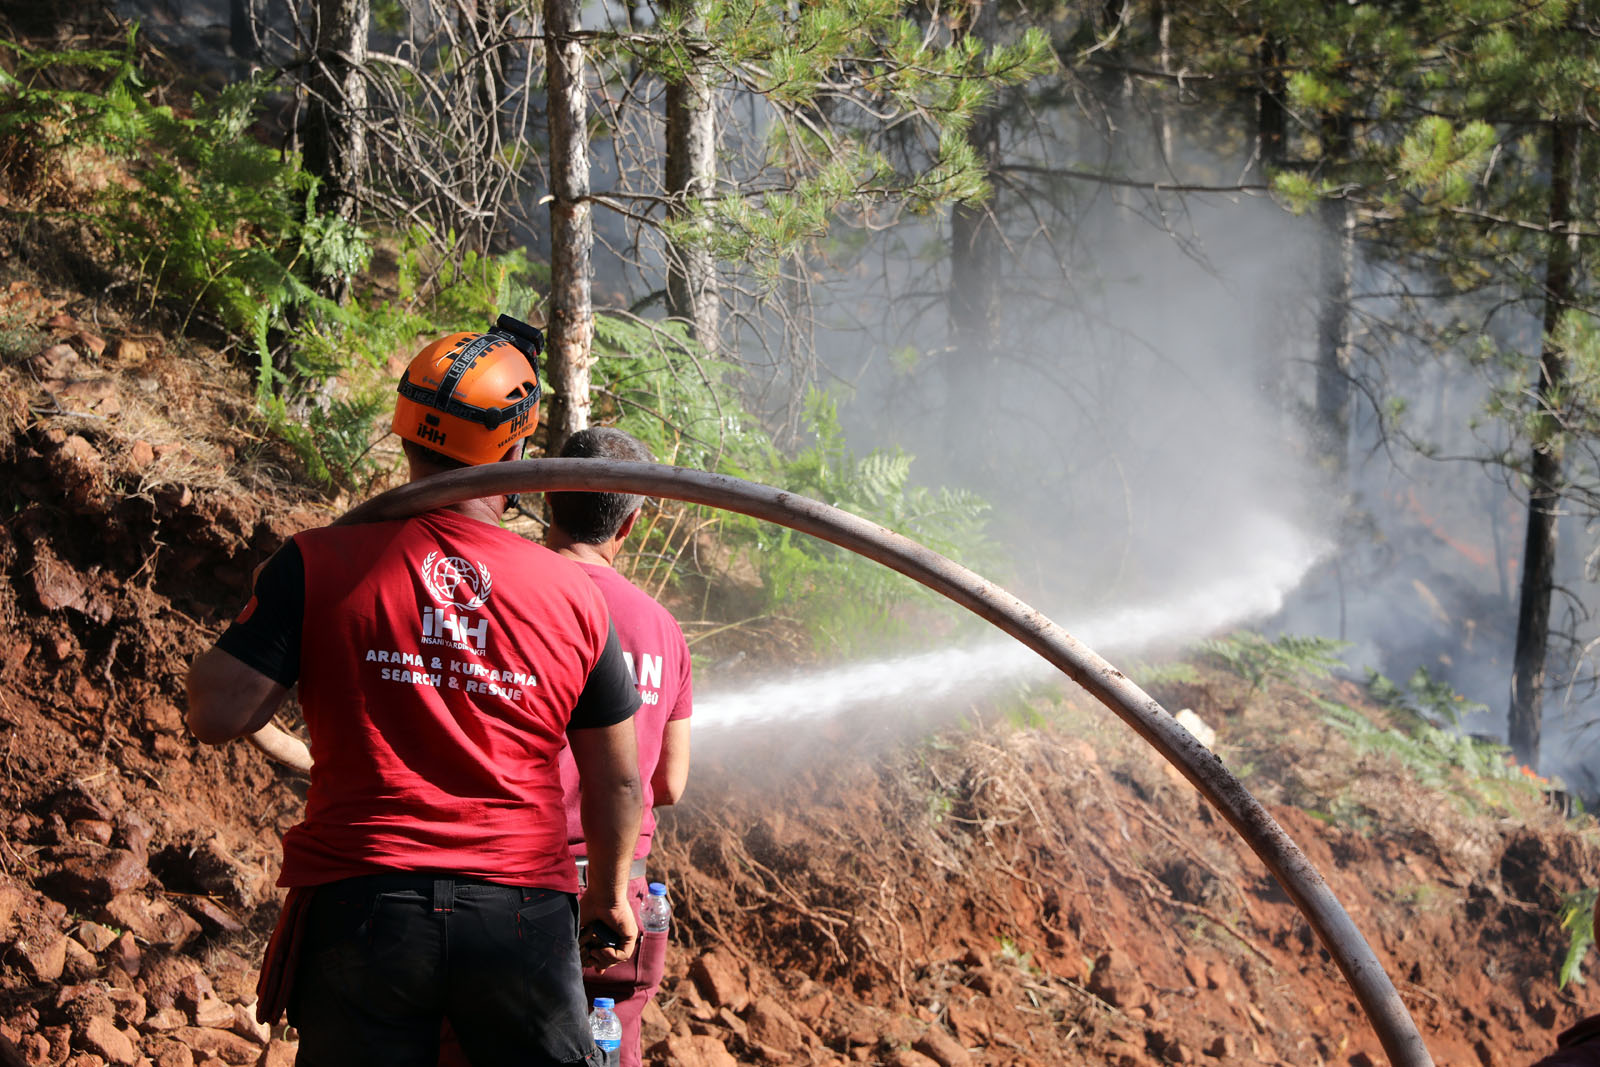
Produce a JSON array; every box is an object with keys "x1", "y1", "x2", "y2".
[{"x1": 289, "y1": 873, "x2": 601, "y2": 1067}]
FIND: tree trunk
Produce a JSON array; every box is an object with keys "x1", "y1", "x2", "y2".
[
  {"x1": 1509, "y1": 120, "x2": 1579, "y2": 770},
  {"x1": 1248, "y1": 32, "x2": 1290, "y2": 427},
  {"x1": 1154, "y1": 1, "x2": 1172, "y2": 163},
  {"x1": 229, "y1": 0, "x2": 259, "y2": 62},
  {"x1": 946, "y1": 3, "x2": 998, "y2": 361},
  {"x1": 1256, "y1": 35, "x2": 1287, "y2": 172},
  {"x1": 1313, "y1": 115, "x2": 1354, "y2": 474},
  {"x1": 663, "y1": 0, "x2": 720, "y2": 356},
  {"x1": 304, "y1": 0, "x2": 371, "y2": 223},
  {"x1": 948, "y1": 153, "x2": 999, "y2": 384},
  {"x1": 945, "y1": 3, "x2": 1001, "y2": 485},
  {"x1": 543, "y1": 0, "x2": 595, "y2": 457}
]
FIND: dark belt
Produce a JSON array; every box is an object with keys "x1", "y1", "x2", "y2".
[
  {"x1": 574, "y1": 857, "x2": 647, "y2": 889},
  {"x1": 321, "y1": 871, "x2": 510, "y2": 894}
]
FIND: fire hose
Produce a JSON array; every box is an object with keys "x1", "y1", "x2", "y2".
[{"x1": 270, "y1": 458, "x2": 1434, "y2": 1066}]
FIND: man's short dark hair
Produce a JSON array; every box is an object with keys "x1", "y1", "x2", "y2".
[
  {"x1": 402, "y1": 438, "x2": 527, "y2": 472},
  {"x1": 548, "y1": 427, "x2": 654, "y2": 544},
  {"x1": 401, "y1": 438, "x2": 468, "y2": 472}
]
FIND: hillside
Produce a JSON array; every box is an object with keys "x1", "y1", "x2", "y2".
[
  {"x1": 0, "y1": 261, "x2": 1599, "y2": 1067},
  {"x1": 0, "y1": 12, "x2": 1598, "y2": 1061}
]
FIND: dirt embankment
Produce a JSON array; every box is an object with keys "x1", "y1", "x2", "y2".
[{"x1": 0, "y1": 283, "x2": 1598, "y2": 1067}]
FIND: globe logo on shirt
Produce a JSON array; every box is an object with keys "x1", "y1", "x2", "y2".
[{"x1": 420, "y1": 550, "x2": 494, "y2": 610}]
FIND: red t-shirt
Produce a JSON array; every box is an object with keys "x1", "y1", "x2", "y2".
[
  {"x1": 274, "y1": 510, "x2": 636, "y2": 891},
  {"x1": 558, "y1": 562, "x2": 693, "y2": 861}
]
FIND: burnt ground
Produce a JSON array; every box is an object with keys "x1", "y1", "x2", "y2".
[{"x1": 0, "y1": 266, "x2": 1598, "y2": 1067}]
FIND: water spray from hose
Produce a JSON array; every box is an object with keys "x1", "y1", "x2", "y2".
[{"x1": 695, "y1": 510, "x2": 1326, "y2": 731}]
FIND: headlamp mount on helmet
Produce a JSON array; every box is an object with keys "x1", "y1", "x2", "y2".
[{"x1": 490, "y1": 314, "x2": 544, "y2": 364}]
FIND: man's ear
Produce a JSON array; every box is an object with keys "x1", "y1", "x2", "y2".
[{"x1": 617, "y1": 508, "x2": 640, "y2": 541}]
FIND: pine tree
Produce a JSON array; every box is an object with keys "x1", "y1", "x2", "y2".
[
  {"x1": 662, "y1": 0, "x2": 720, "y2": 355},
  {"x1": 303, "y1": 0, "x2": 372, "y2": 224},
  {"x1": 1245, "y1": 0, "x2": 1600, "y2": 769},
  {"x1": 544, "y1": 0, "x2": 596, "y2": 455}
]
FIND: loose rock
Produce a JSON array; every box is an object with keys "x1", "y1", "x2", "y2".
[
  {"x1": 62, "y1": 936, "x2": 98, "y2": 980},
  {"x1": 0, "y1": 882, "x2": 26, "y2": 938},
  {"x1": 49, "y1": 849, "x2": 151, "y2": 905},
  {"x1": 647, "y1": 1034, "x2": 739, "y2": 1067},
  {"x1": 107, "y1": 989, "x2": 146, "y2": 1028},
  {"x1": 255, "y1": 1038, "x2": 296, "y2": 1067},
  {"x1": 690, "y1": 950, "x2": 750, "y2": 1012},
  {"x1": 103, "y1": 892, "x2": 200, "y2": 950},
  {"x1": 185, "y1": 896, "x2": 244, "y2": 937},
  {"x1": 142, "y1": 1008, "x2": 188, "y2": 1033},
  {"x1": 229, "y1": 1003, "x2": 270, "y2": 1045},
  {"x1": 19, "y1": 930, "x2": 69, "y2": 982},
  {"x1": 82, "y1": 1014, "x2": 137, "y2": 1065},
  {"x1": 745, "y1": 995, "x2": 805, "y2": 1050},
  {"x1": 191, "y1": 994, "x2": 235, "y2": 1030},
  {"x1": 153, "y1": 1039, "x2": 196, "y2": 1067},
  {"x1": 31, "y1": 343, "x2": 79, "y2": 379},
  {"x1": 76, "y1": 921, "x2": 118, "y2": 952},
  {"x1": 1087, "y1": 950, "x2": 1151, "y2": 1011},
  {"x1": 108, "y1": 930, "x2": 141, "y2": 977},
  {"x1": 171, "y1": 1026, "x2": 261, "y2": 1065},
  {"x1": 110, "y1": 337, "x2": 148, "y2": 365},
  {"x1": 913, "y1": 1027, "x2": 972, "y2": 1067}
]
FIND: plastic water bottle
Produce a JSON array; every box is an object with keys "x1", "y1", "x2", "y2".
[
  {"x1": 589, "y1": 997, "x2": 621, "y2": 1066},
  {"x1": 641, "y1": 882, "x2": 671, "y2": 933}
]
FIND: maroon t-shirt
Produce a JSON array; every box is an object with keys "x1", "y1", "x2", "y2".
[
  {"x1": 559, "y1": 562, "x2": 693, "y2": 861},
  {"x1": 250, "y1": 511, "x2": 638, "y2": 891}
]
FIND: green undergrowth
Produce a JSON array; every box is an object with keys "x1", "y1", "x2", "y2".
[
  {"x1": 598, "y1": 358, "x2": 997, "y2": 654},
  {"x1": 984, "y1": 633, "x2": 1597, "y2": 989},
  {"x1": 1560, "y1": 887, "x2": 1597, "y2": 988},
  {"x1": 1193, "y1": 631, "x2": 1345, "y2": 694},
  {"x1": 1188, "y1": 633, "x2": 1548, "y2": 821},
  {"x1": 1316, "y1": 697, "x2": 1535, "y2": 813},
  {"x1": 1312, "y1": 664, "x2": 1540, "y2": 821},
  {"x1": 0, "y1": 32, "x2": 996, "y2": 654}
]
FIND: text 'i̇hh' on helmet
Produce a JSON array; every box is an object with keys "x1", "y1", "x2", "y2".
[{"x1": 392, "y1": 315, "x2": 546, "y2": 466}]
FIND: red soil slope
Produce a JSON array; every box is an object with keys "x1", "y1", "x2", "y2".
[{"x1": 0, "y1": 276, "x2": 1597, "y2": 1067}]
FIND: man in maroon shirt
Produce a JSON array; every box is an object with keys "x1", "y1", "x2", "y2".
[
  {"x1": 186, "y1": 320, "x2": 643, "y2": 1067},
  {"x1": 548, "y1": 427, "x2": 693, "y2": 1067}
]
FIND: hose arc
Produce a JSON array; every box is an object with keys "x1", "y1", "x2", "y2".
[{"x1": 338, "y1": 458, "x2": 1435, "y2": 1067}]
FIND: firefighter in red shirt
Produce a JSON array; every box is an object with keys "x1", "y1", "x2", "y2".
[{"x1": 186, "y1": 317, "x2": 642, "y2": 1067}]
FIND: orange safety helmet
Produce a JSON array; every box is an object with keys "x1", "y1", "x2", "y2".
[{"x1": 392, "y1": 315, "x2": 545, "y2": 466}]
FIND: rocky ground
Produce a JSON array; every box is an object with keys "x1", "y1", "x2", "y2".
[{"x1": 0, "y1": 282, "x2": 1598, "y2": 1067}]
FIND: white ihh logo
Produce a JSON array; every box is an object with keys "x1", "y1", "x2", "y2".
[{"x1": 422, "y1": 606, "x2": 489, "y2": 652}]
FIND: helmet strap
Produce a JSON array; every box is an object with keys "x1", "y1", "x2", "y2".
[{"x1": 503, "y1": 437, "x2": 531, "y2": 512}]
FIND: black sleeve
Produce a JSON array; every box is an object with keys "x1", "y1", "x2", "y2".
[
  {"x1": 568, "y1": 621, "x2": 640, "y2": 731},
  {"x1": 215, "y1": 541, "x2": 304, "y2": 687}
]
